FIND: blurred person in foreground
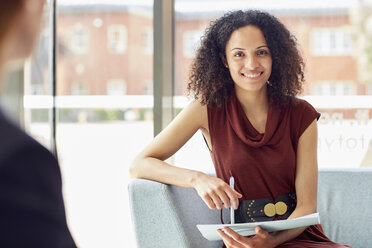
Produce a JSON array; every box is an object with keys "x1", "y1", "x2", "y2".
[{"x1": 0, "y1": 0, "x2": 76, "y2": 247}]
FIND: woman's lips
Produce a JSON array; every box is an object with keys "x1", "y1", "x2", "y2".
[{"x1": 241, "y1": 71, "x2": 263, "y2": 79}]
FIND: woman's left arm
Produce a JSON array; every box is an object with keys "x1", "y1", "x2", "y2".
[
  {"x1": 218, "y1": 119, "x2": 319, "y2": 248},
  {"x1": 268, "y1": 118, "x2": 319, "y2": 245}
]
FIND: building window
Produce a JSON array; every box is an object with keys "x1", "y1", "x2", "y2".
[
  {"x1": 75, "y1": 64, "x2": 85, "y2": 75},
  {"x1": 142, "y1": 27, "x2": 153, "y2": 54},
  {"x1": 70, "y1": 23, "x2": 89, "y2": 54},
  {"x1": 183, "y1": 30, "x2": 203, "y2": 58},
  {"x1": 311, "y1": 28, "x2": 353, "y2": 56},
  {"x1": 107, "y1": 24, "x2": 128, "y2": 54},
  {"x1": 71, "y1": 81, "x2": 89, "y2": 95},
  {"x1": 143, "y1": 80, "x2": 153, "y2": 95},
  {"x1": 30, "y1": 83, "x2": 44, "y2": 95},
  {"x1": 93, "y1": 18, "x2": 103, "y2": 28},
  {"x1": 368, "y1": 82, "x2": 372, "y2": 95},
  {"x1": 311, "y1": 81, "x2": 356, "y2": 95},
  {"x1": 107, "y1": 79, "x2": 126, "y2": 95},
  {"x1": 343, "y1": 83, "x2": 354, "y2": 95}
]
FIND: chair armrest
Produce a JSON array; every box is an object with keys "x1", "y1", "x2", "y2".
[
  {"x1": 128, "y1": 179, "x2": 191, "y2": 248},
  {"x1": 318, "y1": 168, "x2": 372, "y2": 247},
  {"x1": 128, "y1": 178, "x2": 226, "y2": 248}
]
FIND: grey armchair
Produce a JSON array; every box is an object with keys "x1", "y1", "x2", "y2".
[{"x1": 128, "y1": 168, "x2": 372, "y2": 248}]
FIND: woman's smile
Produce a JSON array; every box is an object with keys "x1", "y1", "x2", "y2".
[{"x1": 241, "y1": 71, "x2": 264, "y2": 80}]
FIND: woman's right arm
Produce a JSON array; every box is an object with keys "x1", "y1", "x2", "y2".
[{"x1": 129, "y1": 100, "x2": 241, "y2": 210}]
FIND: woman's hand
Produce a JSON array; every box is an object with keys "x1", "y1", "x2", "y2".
[
  {"x1": 217, "y1": 226, "x2": 276, "y2": 248},
  {"x1": 192, "y1": 173, "x2": 242, "y2": 210}
]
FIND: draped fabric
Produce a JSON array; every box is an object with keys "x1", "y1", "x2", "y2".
[{"x1": 207, "y1": 91, "x2": 351, "y2": 247}]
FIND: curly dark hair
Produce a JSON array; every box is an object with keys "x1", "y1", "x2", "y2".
[{"x1": 187, "y1": 10, "x2": 304, "y2": 107}]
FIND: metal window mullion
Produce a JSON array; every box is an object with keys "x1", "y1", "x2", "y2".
[
  {"x1": 49, "y1": 0, "x2": 58, "y2": 157},
  {"x1": 153, "y1": 0, "x2": 175, "y2": 137}
]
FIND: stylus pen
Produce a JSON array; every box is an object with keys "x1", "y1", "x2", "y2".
[{"x1": 229, "y1": 176, "x2": 235, "y2": 224}]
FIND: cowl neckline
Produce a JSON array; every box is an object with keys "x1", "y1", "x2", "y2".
[{"x1": 226, "y1": 91, "x2": 283, "y2": 148}]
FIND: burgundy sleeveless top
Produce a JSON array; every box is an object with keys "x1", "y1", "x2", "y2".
[{"x1": 207, "y1": 91, "x2": 351, "y2": 247}]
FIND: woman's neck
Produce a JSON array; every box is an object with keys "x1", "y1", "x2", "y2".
[
  {"x1": 235, "y1": 86, "x2": 269, "y2": 116},
  {"x1": 235, "y1": 87, "x2": 270, "y2": 134}
]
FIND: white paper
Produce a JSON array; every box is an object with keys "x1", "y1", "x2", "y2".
[{"x1": 197, "y1": 213, "x2": 320, "y2": 241}]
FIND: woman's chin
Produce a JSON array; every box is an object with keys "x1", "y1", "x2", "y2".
[{"x1": 235, "y1": 83, "x2": 268, "y2": 94}]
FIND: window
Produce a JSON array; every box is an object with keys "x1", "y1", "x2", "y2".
[
  {"x1": 70, "y1": 23, "x2": 89, "y2": 54},
  {"x1": 143, "y1": 80, "x2": 153, "y2": 95},
  {"x1": 311, "y1": 81, "x2": 356, "y2": 96},
  {"x1": 174, "y1": 0, "x2": 371, "y2": 170},
  {"x1": 142, "y1": 27, "x2": 153, "y2": 54},
  {"x1": 17, "y1": 1, "x2": 371, "y2": 248},
  {"x1": 71, "y1": 81, "x2": 89, "y2": 95},
  {"x1": 54, "y1": 2, "x2": 153, "y2": 247},
  {"x1": 107, "y1": 79, "x2": 126, "y2": 95},
  {"x1": 107, "y1": 24, "x2": 128, "y2": 53},
  {"x1": 92, "y1": 18, "x2": 103, "y2": 28},
  {"x1": 74, "y1": 64, "x2": 85, "y2": 75},
  {"x1": 311, "y1": 28, "x2": 354, "y2": 56},
  {"x1": 183, "y1": 30, "x2": 203, "y2": 58},
  {"x1": 30, "y1": 83, "x2": 45, "y2": 95},
  {"x1": 368, "y1": 82, "x2": 372, "y2": 95}
]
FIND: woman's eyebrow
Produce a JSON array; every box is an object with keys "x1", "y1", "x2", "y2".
[
  {"x1": 230, "y1": 45, "x2": 268, "y2": 52},
  {"x1": 230, "y1": 47, "x2": 245, "y2": 51},
  {"x1": 256, "y1": 45, "x2": 269, "y2": 49}
]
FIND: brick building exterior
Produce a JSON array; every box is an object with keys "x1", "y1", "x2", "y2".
[{"x1": 32, "y1": 1, "x2": 370, "y2": 99}]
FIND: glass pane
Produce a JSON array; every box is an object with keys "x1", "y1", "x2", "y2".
[
  {"x1": 23, "y1": 0, "x2": 53, "y2": 150},
  {"x1": 56, "y1": 1, "x2": 153, "y2": 247},
  {"x1": 174, "y1": 0, "x2": 372, "y2": 169}
]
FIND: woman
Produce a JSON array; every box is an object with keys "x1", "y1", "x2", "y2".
[
  {"x1": 130, "y1": 10, "x2": 350, "y2": 248},
  {"x1": 0, "y1": 1, "x2": 76, "y2": 247}
]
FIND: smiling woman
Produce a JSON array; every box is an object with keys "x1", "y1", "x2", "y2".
[
  {"x1": 219, "y1": 24, "x2": 273, "y2": 134},
  {"x1": 130, "y1": 10, "x2": 352, "y2": 248},
  {"x1": 223, "y1": 25, "x2": 272, "y2": 118},
  {"x1": 187, "y1": 10, "x2": 304, "y2": 108}
]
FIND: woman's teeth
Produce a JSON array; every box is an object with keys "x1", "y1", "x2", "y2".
[{"x1": 242, "y1": 72, "x2": 261, "y2": 78}]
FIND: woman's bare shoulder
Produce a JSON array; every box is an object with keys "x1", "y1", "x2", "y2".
[{"x1": 182, "y1": 98, "x2": 208, "y2": 130}]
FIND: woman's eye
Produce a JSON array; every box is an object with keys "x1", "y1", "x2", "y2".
[
  {"x1": 234, "y1": 52, "x2": 244, "y2": 57},
  {"x1": 257, "y1": 50, "x2": 268, "y2": 56}
]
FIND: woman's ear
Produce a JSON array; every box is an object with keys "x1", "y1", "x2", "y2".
[{"x1": 219, "y1": 53, "x2": 228, "y2": 68}]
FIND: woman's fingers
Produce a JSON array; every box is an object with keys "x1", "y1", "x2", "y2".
[
  {"x1": 255, "y1": 226, "x2": 269, "y2": 239},
  {"x1": 216, "y1": 189, "x2": 231, "y2": 208},
  {"x1": 213, "y1": 180, "x2": 242, "y2": 209},
  {"x1": 200, "y1": 193, "x2": 216, "y2": 209},
  {"x1": 200, "y1": 188, "x2": 228, "y2": 209},
  {"x1": 215, "y1": 183, "x2": 242, "y2": 209},
  {"x1": 208, "y1": 191, "x2": 224, "y2": 209},
  {"x1": 217, "y1": 229, "x2": 246, "y2": 248},
  {"x1": 222, "y1": 227, "x2": 245, "y2": 241},
  {"x1": 225, "y1": 187, "x2": 242, "y2": 209},
  {"x1": 195, "y1": 173, "x2": 243, "y2": 210}
]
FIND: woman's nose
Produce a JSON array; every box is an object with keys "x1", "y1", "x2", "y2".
[{"x1": 245, "y1": 56, "x2": 259, "y2": 69}]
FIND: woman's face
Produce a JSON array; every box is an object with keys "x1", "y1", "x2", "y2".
[{"x1": 224, "y1": 25, "x2": 272, "y2": 94}]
